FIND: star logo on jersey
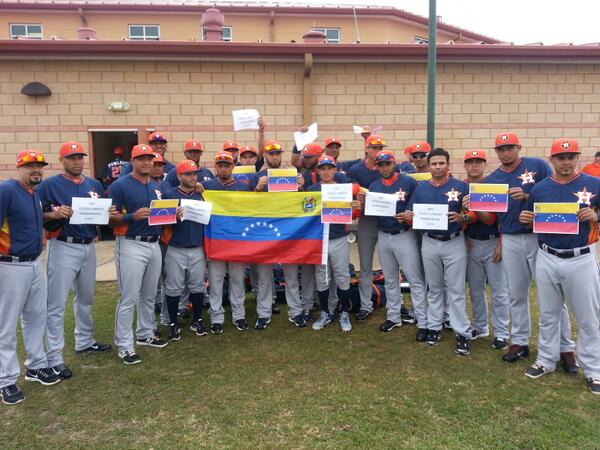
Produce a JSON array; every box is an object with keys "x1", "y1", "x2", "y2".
[
  {"x1": 518, "y1": 169, "x2": 536, "y2": 185},
  {"x1": 445, "y1": 188, "x2": 460, "y2": 202},
  {"x1": 154, "y1": 189, "x2": 162, "y2": 200},
  {"x1": 396, "y1": 188, "x2": 407, "y2": 202},
  {"x1": 88, "y1": 190, "x2": 99, "y2": 199},
  {"x1": 574, "y1": 186, "x2": 595, "y2": 205}
]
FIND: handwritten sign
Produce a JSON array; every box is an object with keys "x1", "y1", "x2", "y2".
[
  {"x1": 232, "y1": 109, "x2": 260, "y2": 131},
  {"x1": 69, "y1": 197, "x2": 112, "y2": 225},
  {"x1": 181, "y1": 199, "x2": 212, "y2": 225},
  {"x1": 293, "y1": 122, "x2": 318, "y2": 150},
  {"x1": 365, "y1": 192, "x2": 397, "y2": 217},
  {"x1": 321, "y1": 183, "x2": 353, "y2": 202},
  {"x1": 412, "y1": 203, "x2": 449, "y2": 230}
]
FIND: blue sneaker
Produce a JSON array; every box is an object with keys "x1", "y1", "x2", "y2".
[
  {"x1": 303, "y1": 310, "x2": 314, "y2": 323},
  {"x1": 289, "y1": 315, "x2": 308, "y2": 328},
  {"x1": 339, "y1": 312, "x2": 352, "y2": 332},
  {"x1": 312, "y1": 311, "x2": 333, "y2": 330}
]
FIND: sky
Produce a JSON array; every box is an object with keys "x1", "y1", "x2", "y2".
[{"x1": 226, "y1": 0, "x2": 600, "y2": 45}]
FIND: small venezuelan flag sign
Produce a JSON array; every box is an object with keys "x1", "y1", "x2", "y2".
[
  {"x1": 533, "y1": 202, "x2": 579, "y2": 235},
  {"x1": 233, "y1": 165, "x2": 256, "y2": 185},
  {"x1": 268, "y1": 168, "x2": 298, "y2": 192},
  {"x1": 322, "y1": 201, "x2": 353, "y2": 224},
  {"x1": 469, "y1": 183, "x2": 509, "y2": 212},
  {"x1": 233, "y1": 165, "x2": 256, "y2": 175},
  {"x1": 407, "y1": 172, "x2": 432, "y2": 182},
  {"x1": 149, "y1": 199, "x2": 179, "y2": 225}
]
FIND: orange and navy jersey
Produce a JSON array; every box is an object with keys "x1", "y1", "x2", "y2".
[
  {"x1": 525, "y1": 172, "x2": 600, "y2": 249},
  {"x1": 368, "y1": 172, "x2": 418, "y2": 234},
  {"x1": 0, "y1": 179, "x2": 44, "y2": 257}
]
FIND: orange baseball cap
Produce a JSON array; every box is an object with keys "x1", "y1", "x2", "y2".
[
  {"x1": 365, "y1": 135, "x2": 387, "y2": 147},
  {"x1": 408, "y1": 142, "x2": 432, "y2": 154},
  {"x1": 324, "y1": 137, "x2": 342, "y2": 148},
  {"x1": 375, "y1": 150, "x2": 396, "y2": 164},
  {"x1": 240, "y1": 145, "x2": 257, "y2": 155},
  {"x1": 16, "y1": 150, "x2": 48, "y2": 168},
  {"x1": 264, "y1": 140, "x2": 283, "y2": 152},
  {"x1": 302, "y1": 143, "x2": 323, "y2": 157},
  {"x1": 184, "y1": 140, "x2": 204, "y2": 152},
  {"x1": 214, "y1": 152, "x2": 235, "y2": 165},
  {"x1": 176, "y1": 159, "x2": 199, "y2": 174},
  {"x1": 550, "y1": 138, "x2": 580, "y2": 156},
  {"x1": 464, "y1": 150, "x2": 488, "y2": 162},
  {"x1": 113, "y1": 146, "x2": 124, "y2": 155},
  {"x1": 153, "y1": 153, "x2": 166, "y2": 164},
  {"x1": 131, "y1": 144, "x2": 157, "y2": 160},
  {"x1": 223, "y1": 141, "x2": 239, "y2": 151},
  {"x1": 149, "y1": 132, "x2": 168, "y2": 143},
  {"x1": 494, "y1": 132, "x2": 520, "y2": 149},
  {"x1": 59, "y1": 141, "x2": 87, "y2": 158}
]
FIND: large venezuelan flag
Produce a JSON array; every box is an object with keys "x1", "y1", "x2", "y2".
[{"x1": 202, "y1": 191, "x2": 328, "y2": 264}]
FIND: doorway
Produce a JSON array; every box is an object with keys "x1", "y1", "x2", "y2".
[{"x1": 89, "y1": 129, "x2": 139, "y2": 183}]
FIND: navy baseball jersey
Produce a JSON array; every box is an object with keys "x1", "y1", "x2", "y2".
[
  {"x1": 108, "y1": 174, "x2": 163, "y2": 237},
  {"x1": 306, "y1": 183, "x2": 349, "y2": 240},
  {"x1": 162, "y1": 187, "x2": 204, "y2": 248},
  {"x1": 302, "y1": 169, "x2": 351, "y2": 189},
  {"x1": 347, "y1": 160, "x2": 381, "y2": 189},
  {"x1": 37, "y1": 174, "x2": 104, "y2": 240},
  {"x1": 525, "y1": 173, "x2": 600, "y2": 249},
  {"x1": 397, "y1": 161, "x2": 417, "y2": 174},
  {"x1": 164, "y1": 166, "x2": 214, "y2": 188},
  {"x1": 119, "y1": 160, "x2": 176, "y2": 179},
  {"x1": 485, "y1": 157, "x2": 552, "y2": 234},
  {"x1": 0, "y1": 179, "x2": 44, "y2": 257},
  {"x1": 369, "y1": 173, "x2": 418, "y2": 233},
  {"x1": 408, "y1": 176, "x2": 469, "y2": 235},
  {"x1": 336, "y1": 158, "x2": 362, "y2": 174},
  {"x1": 102, "y1": 158, "x2": 126, "y2": 187},
  {"x1": 202, "y1": 177, "x2": 250, "y2": 192}
]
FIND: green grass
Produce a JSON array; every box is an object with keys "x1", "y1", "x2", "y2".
[{"x1": 1, "y1": 282, "x2": 599, "y2": 449}]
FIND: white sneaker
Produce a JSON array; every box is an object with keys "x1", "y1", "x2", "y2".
[
  {"x1": 312, "y1": 311, "x2": 333, "y2": 330},
  {"x1": 340, "y1": 311, "x2": 352, "y2": 332}
]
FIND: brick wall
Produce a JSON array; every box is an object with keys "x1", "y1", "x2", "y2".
[{"x1": 1, "y1": 59, "x2": 599, "y2": 180}]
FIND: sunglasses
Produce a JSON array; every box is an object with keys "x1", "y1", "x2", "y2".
[
  {"x1": 20, "y1": 154, "x2": 46, "y2": 163},
  {"x1": 265, "y1": 143, "x2": 282, "y2": 151},
  {"x1": 411, "y1": 153, "x2": 428, "y2": 159}
]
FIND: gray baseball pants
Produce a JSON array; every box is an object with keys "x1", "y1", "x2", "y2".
[
  {"x1": 208, "y1": 260, "x2": 245, "y2": 324},
  {"x1": 356, "y1": 215, "x2": 378, "y2": 313}
]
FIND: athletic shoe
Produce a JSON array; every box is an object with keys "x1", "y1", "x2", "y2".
[
  {"x1": 379, "y1": 320, "x2": 401, "y2": 332},
  {"x1": 178, "y1": 308, "x2": 190, "y2": 320},
  {"x1": 118, "y1": 350, "x2": 141, "y2": 365},
  {"x1": 289, "y1": 315, "x2": 308, "y2": 328},
  {"x1": 154, "y1": 303, "x2": 162, "y2": 314},
  {"x1": 560, "y1": 352, "x2": 579, "y2": 375},
  {"x1": 455, "y1": 335, "x2": 470, "y2": 355},
  {"x1": 190, "y1": 320, "x2": 208, "y2": 336},
  {"x1": 503, "y1": 344, "x2": 529, "y2": 363},
  {"x1": 24, "y1": 368, "x2": 60, "y2": 386},
  {"x1": 470, "y1": 328, "x2": 490, "y2": 340},
  {"x1": 0, "y1": 384, "x2": 24, "y2": 405},
  {"x1": 234, "y1": 319, "x2": 249, "y2": 331},
  {"x1": 136, "y1": 337, "x2": 168, "y2": 348},
  {"x1": 312, "y1": 311, "x2": 333, "y2": 330},
  {"x1": 168, "y1": 325, "x2": 181, "y2": 342},
  {"x1": 492, "y1": 337, "x2": 508, "y2": 350},
  {"x1": 51, "y1": 364, "x2": 72, "y2": 379},
  {"x1": 427, "y1": 330, "x2": 441, "y2": 346},
  {"x1": 416, "y1": 328, "x2": 429, "y2": 342},
  {"x1": 255, "y1": 317, "x2": 271, "y2": 330},
  {"x1": 339, "y1": 311, "x2": 352, "y2": 332},
  {"x1": 272, "y1": 304, "x2": 281, "y2": 314},
  {"x1": 210, "y1": 323, "x2": 224, "y2": 334},
  {"x1": 443, "y1": 320, "x2": 452, "y2": 330},
  {"x1": 76, "y1": 342, "x2": 111, "y2": 354},
  {"x1": 303, "y1": 310, "x2": 314, "y2": 323},
  {"x1": 588, "y1": 378, "x2": 600, "y2": 395},
  {"x1": 355, "y1": 310, "x2": 372, "y2": 321},
  {"x1": 400, "y1": 305, "x2": 416, "y2": 324},
  {"x1": 525, "y1": 363, "x2": 551, "y2": 379}
]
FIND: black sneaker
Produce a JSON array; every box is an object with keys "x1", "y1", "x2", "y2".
[
  {"x1": 136, "y1": 337, "x2": 168, "y2": 348},
  {"x1": 289, "y1": 315, "x2": 308, "y2": 328},
  {"x1": 210, "y1": 323, "x2": 224, "y2": 334},
  {"x1": 76, "y1": 342, "x2": 112, "y2": 354},
  {"x1": 525, "y1": 363, "x2": 550, "y2": 379},
  {"x1": 355, "y1": 310, "x2": 372, "y2": 321},
  {"x1": 416, "y1": 328, "x2": 429, "y2": 342},
  {"x1": 118, "y1": 350, "x2": 141, "y2": 365},
  {"x1": 492, "y1": 337, "x2": 508, "y2": 350},
  {"x1": 0, "y1": 384, "x2": 24, "y2": 405},
  {"x1": 24, "y1": 368, "x2": 61, "y2": 386},
  {"x1": 178, "y1": 308, "x2": 190, "y2": 320},
  {"x1": 234, "y1": 319, "x2": 249, "y2": 331},
  {"x1": 560, "y1": 352, "x2": 579, "y2": 375},
  {"x1": 379, "y1": 320, "x2": 401, "y2": 332},
  {"x1": 303, "y1": 310, "x2": 314, "y2": 323},
  {"x1": 503, "y1": 344, "x2": 529, "y2": 363},
  {"x1": 471, "y1": 328, "x2": 490, "y2": 340},
  {"x1": 272, "y1": 304, "x2": 281, "y2": 314},
  {"x1": 400, "y1": 305, "x2": 416, "y2": 324},
  {"x1": 443, "y1": 320, "x2": 452, "y2": 330},
  {"x1": 455, "y1": 335, "x2": 470, "y2": 355},
  {"x1": 168, "y1": 325, "x2": 181, "y2": 342},
  {"x1": 588, "y1": 377, "x2": 600, "y2": 395},
  {"x1": 51, "y1": 364, "x2": 73, "y2": 379},
  {"x1": 255, "y1": 317, "x2": 271, "y2": 330},
  {"x1": 190, "y1": 320, "x2": 208, "y2": 336},
  {"x1": 426, "y1": 330, "x2": 441, "y2": 346}
]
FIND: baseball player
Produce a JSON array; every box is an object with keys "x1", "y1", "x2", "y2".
[
  {"x1": 484, "y1": 132, "x2": 574, "y2": 363},
  {"x1": 0, "y1": 151, "x2": 60, "y2": 405},
  {"x1": 108, "y1": 144, "x2": 169, "y2": 365},
  {"x1": 323, "y1": 137, "x2": 362, "y2": 174},
  {"x1": 368, "y1": 150, "x2": 428, "y2": 341},
  {"x1": 581, "y1": 150, "x2": 600, "y2": 177},
  {"x1": 306, "y1": 156, "x2": 359, "y2": 332},
  {"x1": 407, "y1": 142, "x2": 431, "y2": 174},
  {"x1": 120, "y1": 132, "x2": 175, "y2": 178},
  {"x1": 37, "y1": 142, "x2": 113, "y2": 380},
  {"x1": 398, "y1": 146, "x2": 417, "y2": 174},
  {"x1": 405, "y1": 148, "x2": 472, "y2": 355},
  {"x1": 102, "y1": 146, "x2": 126, "y2": 189},
  {"x1": 519, "y1": 138, "x2": 600, "y2": 395},
  {"x1": 161, "y1": 160, "x2": 207, "y2": 341},
  {"x1": 203, "y1": 152, "x2": 252, "y2": 333},
  {"x1": 165, "y1": 140, "x2": 214, "y2": 188},
  {"x1": 461, "y1": 150, "x2": 510, "y2": 348},
  {"x1": 255, "y1": 140, "x2": 307, "y2": 327}
]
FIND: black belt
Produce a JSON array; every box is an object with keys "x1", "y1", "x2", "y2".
[
  {"x1": 468, "y1": 233, "x2": 500, "y2": 241},
  {"x1": 539, "y1": 242, "x2": 591, "y2": 259},
  {"x1": 383, "y1": 229, "x2": 407, "y2": 235},
  {"x1": 125, "y1": 235, "x2": 159, "y2": 243},
  {"x1": 0, "y1": 254, "x2": 39, "y2": 263},
  {"x1": 426, "y1": 231, "x2": 461, "y2": 242},
  {"x1": 57, "y1": 236, "x2": 95, "y2": 244}
]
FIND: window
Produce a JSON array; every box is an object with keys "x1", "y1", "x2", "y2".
[
  {"x1": 414, "y1": 35, "x2": 429, "y2": 44},
  {"x1": 128, "y1": 25, "x2": 160, "y2": 41},
  {"x1": 10, "y1": 24, "x2": 43, "y2": 39},
  {"x1": 201, "y1": 26, "x2": 233, "y2": 41},
  {"x1": 312, "y1": 27, "x2": 340, "y2": 43}
]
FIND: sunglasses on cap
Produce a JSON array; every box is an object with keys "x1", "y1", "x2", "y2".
[
  {"x1": 265, "y1": 143, "x2": 282, "y2": 151},
  {"x1": 215, "y1": 154, "x2": 234, "y2": 163},
  {"x1": 411, "y1": 153, "x2": 428, "y2": 159},
  {"x1": 21, "y1": 154, "x2": 46, "y2": 163}
]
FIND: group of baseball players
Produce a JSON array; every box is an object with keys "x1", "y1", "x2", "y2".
[{"x1": 1, "y1": 123, "x2": 600, "y2": 406}]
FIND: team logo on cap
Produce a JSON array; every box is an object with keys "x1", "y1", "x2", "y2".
[
  {"x1": 189, "y1": 161, "x2": 197, "y2": 167},
  {"x1": 562, "y1": 142, "x2": 571, "y2": 149},
  {"x1": 415, "y1": 144, "x2": 422, "y2": 150},
  {"x1": 471, "y1": 151, "x2": 479, "y2": 157},
  {"x1": 445, "y1": 188, "x2": 460, "y2": 202},
  {"x1": 500, "y1": 134, "x2": 509, "y2": 141},
  {"x1": 302, "y1": 196, "x2": 316, "y2": 213},
  {"x1": 70, "y1": 144, "x2": 79, "y2": 150},
  {"x1": 141, "y1": 145, "x2": 150, "y2": 151}
]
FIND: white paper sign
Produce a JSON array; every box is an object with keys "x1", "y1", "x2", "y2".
[
  {"x1": 232, "y1": 109, "x2": 260, "y2": 131},
  {"x1": 412, "y1": 203, "x2": 449, "y2": 230},
  {"x1": 69, "y1": 197, "x2": 112, "y2": 225},
  {"x1": 365, "y1": 192, "x2": 397, "y2": 217},
  {"x1": 322, "y1": 183, "x2": 352, "y2": 202},
  {"x1": 181, "y1": 199, "x2": 212, "y2": 225},
  {"x1": 294, "y1": 122, "x2": 318, "y2": 150}
]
